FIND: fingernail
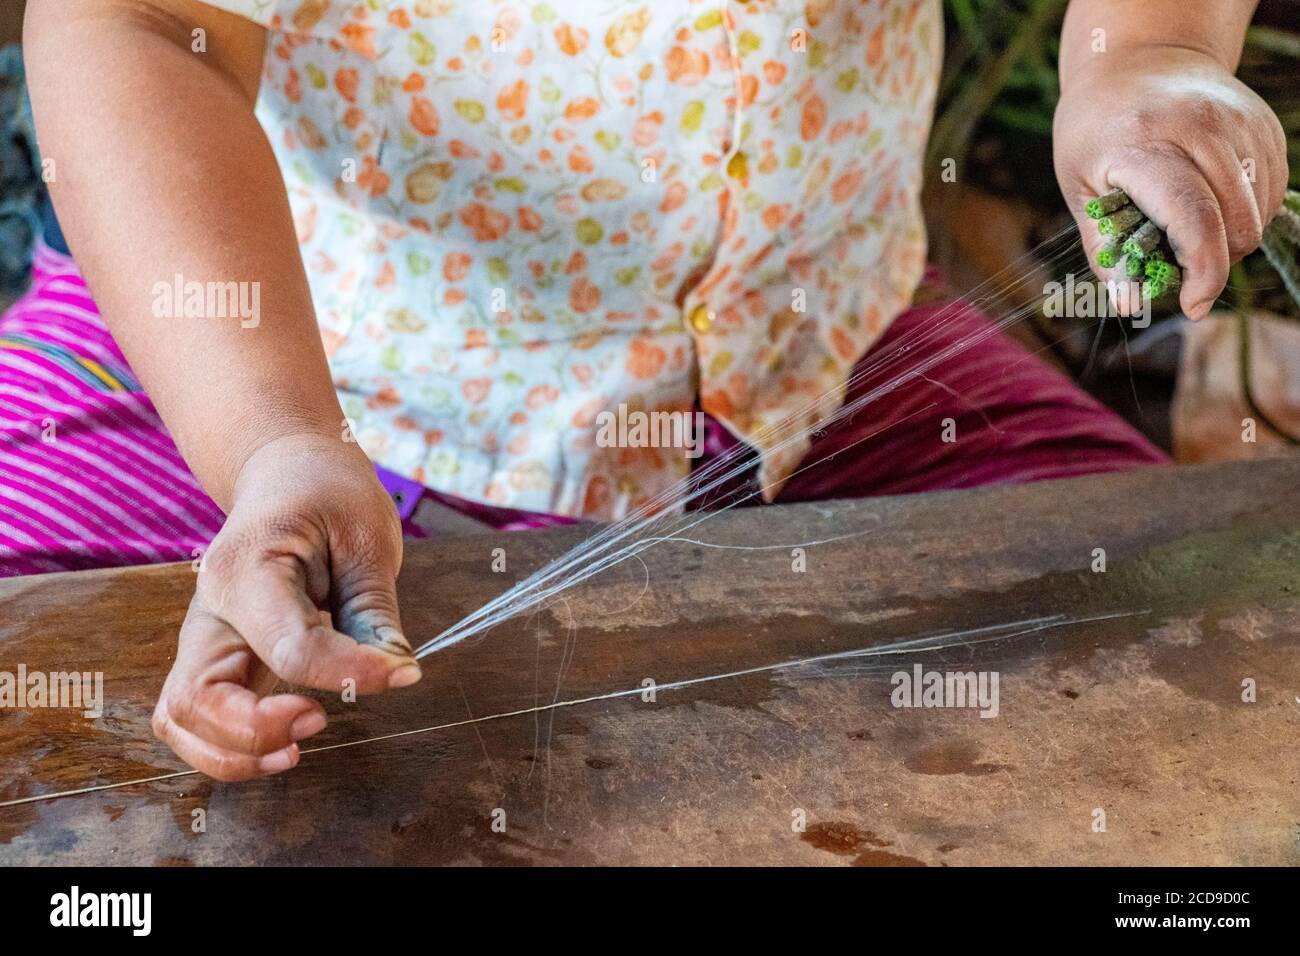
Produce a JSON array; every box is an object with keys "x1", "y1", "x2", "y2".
[
  {"x1": 375, "y1": 625, "x2": 413, "y2": 655},
  {"x1": 260, "y1": 744, "x2": 299, "y2": 774},
  {"x1": 291, "y1": 710, "x2": 327, "y2": 742},
  {"x1": 388, "y1": 663, "x2": 422, "y2": 689},
  {"x1": 1188, "y1": 299, "x2": 1213, "y2": 320}
]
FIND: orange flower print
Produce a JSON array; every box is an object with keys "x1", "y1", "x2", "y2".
[
  {"x1": 665, "y1": 45, "x2": 709, "y2": 85},
  {"x1": 405, "y1": 163, "x2": 443, "y2": 203},
  {"x1": 554, "y1": 23, "x2": 589, "y2": 56},
  {"x1": 339, "y1": 22, "x2": 378, "y2": 59},
  {"x1": 659, "y1": 180, "x2": 689, "y2": 214},
  {"x1": 291, "y1": 0, "x2": 329, "y2": 32},
  {"x1": 294, "y1": 204, "x2": 317, "y2": 244},
  {"x1": 296, "y1": 117, "x2": 327, "y2": 150},
  {"x1": 627, "y1": 338, "x2": 666, "y2": 379},
  {"x1": 805, "y1": 0, "x2": 835, "y2": 28},
  {"x1": 334, "y1": 67, "x2": 359, "y2": 103},
  {"x1": 605, "y1": 7, "x2": 651, "y2": 58},
  {"x1": 496, "y1": 79, "x2": 529, "y2": 121},
  {"x1": 564, "y1": 97, "x2": 600, "y2": 122},
  {"x1": 762, "y1": 203, "x2": 792, "y2": 229},
  {"x1": 443, "y1": 251, "x2": 472, "y2": 282},
  {"x1": 867, "y1": 23, "x2": 886, "y2": 68},
  {"x1": 462, "y1": 378, "x2": 493, "y2": 404},
  {"x1": 582, "y1": 475, "x2": 611, "y2": 514},
  {"x1": 366, "y1": 386, "x2": 402, "y2": 410},
  {"x1": 356, "y1": 156, "x2": 390, "y2": 198},
  {"x1": 525, "y1": 384, "x2": 560, "y2": 409},
  {"x1": 631, "y1": 111, "x2": 663, "y2": 148},
  {"x1": 800, "y1": 93, "x2": 827, "y2": 141},
  {"x1": 254, "y1": 0, "x2": 936, "y2": 523},
  {"x1": 459, "y1": 203, "x2": 511, "y2": 242},
  {"x1": 410, "y1": 96, "x2": 440, "y2": 136},
  {"x1": 831, "y1": 164, "x2": 866, "y2": 204},
  {"x1": 830, "y1": 325, "x2": 859, "y2": 362},
  {"x1": 568, "y1": 145, "x2": 594, "y2": 173},
  {"x1": 494, "y1": 7, "x2": 523, "y2": 44},
  {"x1": 570, "y1": 276, "x2": 601, "y2": 313}
]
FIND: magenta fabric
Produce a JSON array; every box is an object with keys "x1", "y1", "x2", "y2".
[
  {"x1": 1, "y1": 242, "x2": 1167, "y2": 576},
  {"x1": 0, "y1": 241, "x2": 225, "y2": 576}
]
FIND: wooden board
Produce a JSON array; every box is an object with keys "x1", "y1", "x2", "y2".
[{"x1": 1, "y1": 458, "x2": 1298, "y2": 866}]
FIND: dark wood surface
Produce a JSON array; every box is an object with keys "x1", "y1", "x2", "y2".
[{"x1": 1, "y1": 458, "x2": 1298, "y2": 865}]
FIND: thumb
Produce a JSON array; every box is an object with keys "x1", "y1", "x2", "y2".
[{"x1": 333, "y1": 564, "x2": 414, "y2": 660}]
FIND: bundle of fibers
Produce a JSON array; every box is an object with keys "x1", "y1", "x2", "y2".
[
  {"x1": 1086, "y1": 188, "x2": 1300, "y2": 307},
  {"x1": 1085, "y1": 189, "x2": 1182, "y2": 301}
]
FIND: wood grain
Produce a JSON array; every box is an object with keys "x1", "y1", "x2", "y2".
[{"x1": 1, "y1": 458, "x2": 1298, "y2": 865}]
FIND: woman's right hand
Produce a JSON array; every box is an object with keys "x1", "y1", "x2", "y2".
[{"x1": 151, "y1": 433, "x2": 421, "y2": 781}]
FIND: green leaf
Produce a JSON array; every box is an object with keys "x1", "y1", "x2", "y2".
[
  {"x1": 576, "y1": 217, "x2": 604, "y2": 244},
  {"x1": 454, "y1": 99, "x2": 486, "y2": 123},
  {"x1": 408, "y1": 32, "x2": 436, "y2": 67}
]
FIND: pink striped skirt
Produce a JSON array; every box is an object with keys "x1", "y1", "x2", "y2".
[{"x1": 0, "y1": 241, "x2": 1167, "y2": 576}]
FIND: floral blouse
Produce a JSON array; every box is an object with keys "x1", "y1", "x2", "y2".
[{"x1": 199, "y1": 0, "x2": 940, "y2": 519}]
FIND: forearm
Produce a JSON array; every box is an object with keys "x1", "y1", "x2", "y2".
[
  {"x1": 1061, "y1": 0, "x2": 1257, "y2": 85},
  {"x1": 24, "y1": 0, "x2": 355, "y2": 511}
]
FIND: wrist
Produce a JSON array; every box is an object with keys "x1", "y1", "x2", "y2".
[
  {"x1": 1060, "y1": 0, "x2": 1251, "y2": 88},
  {"x1": 218, "y1": 418, "x2": 372, "y2": 512}
]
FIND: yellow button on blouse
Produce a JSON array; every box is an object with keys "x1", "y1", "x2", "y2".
[{"x1": 689, "y1": 304, "x2": 714, "y2": 334}]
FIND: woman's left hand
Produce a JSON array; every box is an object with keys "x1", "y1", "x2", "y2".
[{"x1": 1054, "y1": 45, "x2": 1289, "y2": 318}]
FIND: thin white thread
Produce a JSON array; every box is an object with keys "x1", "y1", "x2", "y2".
[
  {"x1": 416, "y1": 231, "x2": 1088, "y2": 655},
  {"x1": 0, "y1": 608, "x2": 1146, "y2": 810}
]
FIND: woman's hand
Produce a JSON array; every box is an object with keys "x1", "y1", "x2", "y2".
[
  {"x1": 1054, "y1": 45, "x2": 1288, "y2": 318},
  {"x1": 151, "y1": 434, "x2": 420, "y2": 781}
]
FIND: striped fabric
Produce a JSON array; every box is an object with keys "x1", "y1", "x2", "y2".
[
  {"x1": 0, "y1": 244, "x2": 1168, "y2": 577},
  {"x1": 0, "y1": 241, "x2": 224, "y2": 575}
]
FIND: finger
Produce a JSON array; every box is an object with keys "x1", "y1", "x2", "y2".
[
  {"x1": 1184, "y1": 140, "x2": 1262, "y2": 263},
  {"x1": 1108, "y1": 146, "x2": 1229, "y2": 320},
  {"x1": 184, "y1": 682, "x2": 327, "y2": 756},
  {"x1": 1068, "y1": 207, "x2": 1144, "y2": 317},
  {"x1": 1247, "y1": 108, "x2": 1289, "y2": 225},
  {"x1": 153, "y1": 697, "x2": 300, "y2": 782},
  {"x1": 164, "y1": 600, "x2": 328, "y2": 755},
  {"x1": 215, "y1": 554, "x2": 420, "y2": 694}
]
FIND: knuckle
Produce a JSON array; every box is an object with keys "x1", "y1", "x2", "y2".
[
  {"x1": 205, "y1": 755, "x2": 250, "y2": 783},
  {"x1": 1232, "y1": 219, "x2": 1264, "y2": 257},
  {"x1": 267, "y1": 625, "x2": 327, "y2": 685},
  {"x1": 150, "y1": 704, "x2": 170, "y2": 743},
  {"x1": 166, "y1": 685, "x2": 199, "y2": 730}
]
